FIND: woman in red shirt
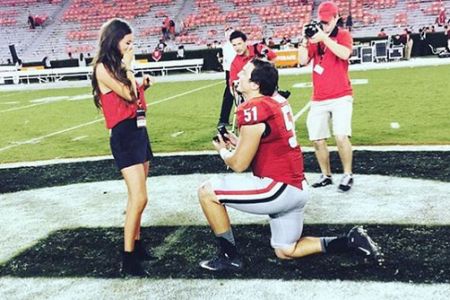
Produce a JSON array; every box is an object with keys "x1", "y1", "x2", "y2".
[{"x1": 91, "y1": 18, "x2": 155, "y2": 277}]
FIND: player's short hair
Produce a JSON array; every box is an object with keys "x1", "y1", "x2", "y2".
[
  {"x1": 249, "y1": 59, "x2": 278, "y2": 96},
  {"x1": 229, "y1": 30, "x2": 247, "y2": 42}
]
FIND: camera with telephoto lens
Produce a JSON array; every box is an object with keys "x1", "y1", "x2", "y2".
[
  {"x1": 213, "y1": 124, "x2": 229, "y2": 143},
  {"x1": 304, "y1": 21, "x2": 323, "y2": 38}
]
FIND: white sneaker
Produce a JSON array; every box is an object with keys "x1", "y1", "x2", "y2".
[{"x1": 338, "y1": 174, "x2": 353, "y2": 192}]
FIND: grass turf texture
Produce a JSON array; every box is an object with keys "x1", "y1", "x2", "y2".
[
  {"x1": 0, "y1": 224, "x2": 449, "y2": 283},
  {"x1": 0, "y1": 65, "x2": 449, "y2": 163}
]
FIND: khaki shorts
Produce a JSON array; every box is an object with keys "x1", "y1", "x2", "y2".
[{"x1": 306, "y1": 95, "x2": 353, "y2": 141}]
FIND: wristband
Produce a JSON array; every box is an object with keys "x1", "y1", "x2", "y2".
[{"x1": 219, "y1": 148, "x2": 232, "y2": 160}]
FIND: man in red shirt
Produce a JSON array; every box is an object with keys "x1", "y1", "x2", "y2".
[
  {"x1": 437, "y1": 8, "x2": 446, "y2": 26},
  {"x1": 228, "y1": 30, "x2": 277, "y2": 92},
  {"x1": 197, "y1": 59, "x2": 382, "y2": 272},
  {"x1": 299, "y1": 1, "x2": 354, "y2": 192}
]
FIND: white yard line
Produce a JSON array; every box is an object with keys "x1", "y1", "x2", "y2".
[
  {"x1": 149, "y1": 81, "x2": 222, "y2": 106},
  {"x1": 0, "y1": 82, "x2": 221, "y2": 154},
  {"x1": 0, "y1": 118, "x2": 103, "y2": 153},
  {"x1": 0, "y1": 94, "x2": 89, "y2": 113},
  {"x1": 294, "y1": 101, "x2": 311, "y2": 121},
  {"x1": 0, "y1": 103, "x2": 49, "y2": 113},
  {"x1": 0, "y1": 92, "x2": 19, "y2": 98}
]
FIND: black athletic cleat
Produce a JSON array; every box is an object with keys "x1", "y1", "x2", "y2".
[
  {"x1": 199, "y1": 253, "x2": 243, "y2": 272},
  {"x1": 338, "y1": 174, "x2": 353, "y2": 192},
  {"x1": 347, "y1": 226, "x2": 384, "y2": 266},
  {"x1": 312, "y1": 175, "x2": 333, "y2": 188}
]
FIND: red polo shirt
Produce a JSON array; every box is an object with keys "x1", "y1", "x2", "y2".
[
  {"x1": 229, "y1": 44, "x2": 277, "y2": 86},
  {"x1": 307, "y1": 29, "x2": 353, "y2": 101}
]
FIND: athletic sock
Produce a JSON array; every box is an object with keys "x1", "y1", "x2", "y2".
[
  {"x1": 216, "y1": 229, "x2": 235, "y2": 245},
  {"x1": 320, "y1": 236, "x2": 350, "y2": 254},
  {"x1": 216, "y1": 229, "x2": 237, "y2": 259}
]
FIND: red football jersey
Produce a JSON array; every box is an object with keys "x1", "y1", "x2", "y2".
[{"x1": 236, "y1": 94, "x2": 305, "y2": 189}]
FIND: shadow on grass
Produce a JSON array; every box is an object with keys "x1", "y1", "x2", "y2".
[{"x1": 0, "y1": 224, "x2": 449, "y2": 283}]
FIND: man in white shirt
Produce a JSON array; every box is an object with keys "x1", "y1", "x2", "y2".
[{"x1": 217, "y1": 27, "x2": 237, "y2": 127}]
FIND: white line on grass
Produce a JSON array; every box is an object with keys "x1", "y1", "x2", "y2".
[
  {"x1": 294, "y1": 101, "x2": 311, "y2": 121},
  {"x1": 0, "y1": 118, "x2": 103, "y2": 153},
  {"x1": 292, "y1": 79, "x2": 368, "y2": 89},
  {"x1": 149, "y1": 81, "x2": 222, "y2": 106},
  {"x1": 0, "y1": 103, "x2": 48, "y2": 113},
  {"x1": 0, "y1": 82, "x2": 222, "y2": 153},
  {"x1": 0, "y1": 92, "x2": 17, "y2": 98},
  {"x1": 0, "y1": 95, "x2": 89, "y2": 113}
]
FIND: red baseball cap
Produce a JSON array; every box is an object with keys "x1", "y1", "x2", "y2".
[{"x1": 318, "y1": 1, "x2": 339, "y2": 22}]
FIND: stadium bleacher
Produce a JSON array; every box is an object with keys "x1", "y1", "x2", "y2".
[{"x1": 0, "y1": 0, "x2": 449, "y2": 64}]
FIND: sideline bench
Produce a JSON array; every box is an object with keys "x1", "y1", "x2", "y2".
[{"x1": 0, "y1": 59, "x2": 204, "y2": 84}]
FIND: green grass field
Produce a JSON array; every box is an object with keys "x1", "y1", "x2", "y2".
[{"x1": 0, "y1": 65, "x2": 449, "y2": 163}]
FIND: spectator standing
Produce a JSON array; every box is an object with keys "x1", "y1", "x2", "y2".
[
  {"x1": 162, "y1": 16, "x2": 170, "y2": 40},
  {"x1": 79, "y1": 52, "x2": 86, "y2": 67},
  {"x1": 169, "y1": 19, "x2": 176, "y2": 39},
  {"x1": 177, "y1": 45, "x2": 185, "y2": 59},
  {"x1": 157, "y1": 39, "x2": 167, "y2": 51},
  {"x1": 401, "y1": 28, "x2": 413, "y2": 60},
  {"x1": 437, "y1": 8, "x2": 446, "y2": 26},
  {"x1": 345, "y1": 14, "x2": 353, "y2": 32},
  {"x1": 445, "y1": 25, "x2": 450, "y2": 51},
  {"x1": 27, "y1": 12, "x2": 35, "y2": 29},
  {"x1": 217, "y1": 27, "x2": 236, "y2": 127},
  {"x1": 377, "y1": 28, "x2": 387, "y2": 38}
]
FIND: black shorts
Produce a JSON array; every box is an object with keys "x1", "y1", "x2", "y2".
[{"x1": 110, "y1": 118, "x2": 153, "y2": 171}]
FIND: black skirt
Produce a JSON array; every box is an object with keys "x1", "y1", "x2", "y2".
[{"x1": 110, "y1": 118, "x2": 153, "y2": 170}]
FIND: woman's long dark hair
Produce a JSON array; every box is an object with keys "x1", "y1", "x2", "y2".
[{"x1": 92, "y1": 18, "x2": 134, "y2": 109}]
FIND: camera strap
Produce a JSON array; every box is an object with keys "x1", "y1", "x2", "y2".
[
  {"x1": 135, "y1": 85, "x2": 147, "y2": 128},
  {"x1": 318, "y1": 26, "x2": 339, "y2": 62}
]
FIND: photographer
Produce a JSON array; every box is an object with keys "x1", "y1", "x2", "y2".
[
  {"x1": 298, "y1": 1, "x2": 355, "y2": 192},
  {"x1": 197, "y1": 59, "x2": 382, "y2": 272}
]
